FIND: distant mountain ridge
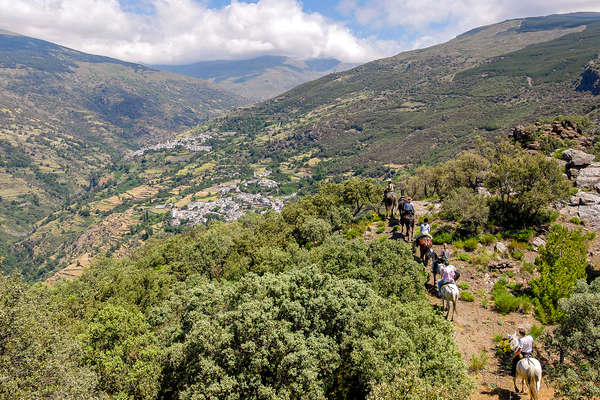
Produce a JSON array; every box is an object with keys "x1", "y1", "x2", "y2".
[{"x1": 153, "y1": 55, "x2": 357, "y2": 100}]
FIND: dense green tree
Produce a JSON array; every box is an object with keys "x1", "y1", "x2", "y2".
[
  {"x1": 441, "y1": 187, "x2": 489, "y2": 234},
  {"x1": 157, "y1": 267, "x2": 471, "y2": 400},
  {"x1": 0, "y1": 275, "x2": 103, "y2": 399},
  {"x1": 542, "y1": 279, "x2": 600, "y2": 399},
  {"x1": 530, "y1": 225, "x2": 593, "y2": 323},
  {"x1": 486, "y1": 141, "x2": 570, "y2": 226}
]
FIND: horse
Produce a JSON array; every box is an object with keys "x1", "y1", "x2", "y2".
[
  {"x1": 440, "y1": 282, "x2": 459, "y2": 321},
  {"x1": 382, "y1": 191, "x2": 397, "y2": 220},
  {"x1": 508, "y1": 332, "x2": 542, "y2": 400},
  {"x1": 415, "y1": 235, "x2": 433, "y2": 266}
]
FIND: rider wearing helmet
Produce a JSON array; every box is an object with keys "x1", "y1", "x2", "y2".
[{"x1": 512, "y1": 327, "x2": 534, "y2": 377}]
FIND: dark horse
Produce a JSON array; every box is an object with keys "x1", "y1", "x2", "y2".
[
  {"x1": 416, "y1": 235, "x2": 434, "y2": 267},
  {"x1": 397, "y1": 198, "x2": 415, "y2": 241}
]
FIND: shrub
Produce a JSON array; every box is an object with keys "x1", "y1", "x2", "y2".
[
  {"x1": 458, "y1": 282, "x2": 471, "y2": 290},
  {"x1": 569, "y1": 216, "x2": 583, "y2": 225},
  {"x1": 463, "y1": 237, "x2": 479, "y2": 252},
  {"x1": 433, "y1": 231, "x2": 453, "y2": 245},
  {"x1": 530, "y1": 225, "x2": 592, "y2": 323},
  {"x1": 457, "y1": 253, "x2": 471, "y2": 262},
  {"x1": 492, "y1": 279, "x2": 531, "y2": 314},
  {"x1": 376, "y1": 226, "x2": 385, "y2": 234},
  {"x1": 469, "y1": 351, "x2": 489, "y2": 373},
  {"x1": 529, "y1": 324, "x2": 545, "y2": 339},
  {"x1": 521, "y1": 261, "x2": 536, "y2": 275},
  {"x1": 299, "y1": 217, "x2": 332, "y2": 245},
  {"x1": 441, "y1": 187, "x2": 489, "y2": 234},
  {"x1": 461, "y1": 291, "x2": 475, "y2": 302},
  {"x1": 542, "y1": 279, "x2": 600, "y2": 399},
  {"x1": 479, "y1": 233, "x2": 497, "y2": 245}
]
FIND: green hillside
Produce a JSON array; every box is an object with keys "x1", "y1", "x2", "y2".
[
  {"x1": 0, "y1": 30, "x2": 246, "y2": 245},
  {"x1": 205, "y1": 13, "x2": 600, "y2": 175}
]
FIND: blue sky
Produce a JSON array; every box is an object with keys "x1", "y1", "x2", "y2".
[{"x1": 1, "y1": 0, "x2": 600, "y2": 64}]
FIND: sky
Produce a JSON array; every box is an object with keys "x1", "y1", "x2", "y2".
[{"x1": 1, "y1": 0, "x2": 600, "y2": 64}]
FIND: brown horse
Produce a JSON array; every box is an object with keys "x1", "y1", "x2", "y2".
[
  {"x1": 400, "y1": 211, "x2": 415, "y2": 241},
  {"x1": 383, "y1": 191, "x2": 397, "y2": 220},
  {"x1": 416, "y1": 236, "x2": 433, "y2": 266}
]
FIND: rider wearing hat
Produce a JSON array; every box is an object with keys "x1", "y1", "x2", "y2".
[
  {"x1": 385, "y1": 179, "x2": 395, "y2": 194},
  {"x1": 403, "y1": 196, "x2": 415, "y2": 214},
  {"x1": 512, "y1": 327, "x2": 534, "y2": 377}
]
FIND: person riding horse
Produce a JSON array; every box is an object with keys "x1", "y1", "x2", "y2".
[
  {"x1": 512, "y1": 327, "x2": 534, "y2": 378},
  {"x1": 438, "y1": 261, "x2": 460, "y2": 297},
  {"x1": 400, "y1": 197, "x2": 416, "y2": 241},
  {"x1": 383, "y1": 179, "x2": 397, "y2": 219}
]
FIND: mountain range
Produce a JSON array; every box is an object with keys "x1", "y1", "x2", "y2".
[
  {"x1": 152, "y1": 55, "x2": 356, "y2": 101},
  {"x1": 2, "y1": 13, "x2": 600, "y2": 280},
  {"x1": 0, "y1": 29, "x2": 245, "y2": 248}
]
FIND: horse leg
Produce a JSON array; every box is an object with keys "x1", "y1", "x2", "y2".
[{"x1": 451, "y1": 298, "x2": 456, "y2": 321}]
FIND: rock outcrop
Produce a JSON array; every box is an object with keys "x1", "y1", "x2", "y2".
[
  {"x1": 562, "y1": 148, "x2": 595, "y2": 168},
  {"x1": 576, "y1": 163, "x2": 600, "y2": 189},
  {"x1": 576, "y1": 59, "x2": 600, "y2": 96}
]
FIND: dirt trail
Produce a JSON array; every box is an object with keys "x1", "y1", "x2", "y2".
[{"x1": 369, "y1": 201, "x2": 558, "y2": 400}]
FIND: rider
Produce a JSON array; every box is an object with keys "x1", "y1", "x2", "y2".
[
  {"x1": 440, "y1": 243, "x2": 451, "y2": 263},
  {"x1": 385, "y1": 179, "x2": 395, "y2": 194},
  {"x1": 438, "y1": 260, "x2": 460, "y2": 297},
  {"x1": 403, "y1": 197, "x2": 415, "y2": 215},
  {"x1": 512, "y1": 327, "x2": 534, "y2": 378}
]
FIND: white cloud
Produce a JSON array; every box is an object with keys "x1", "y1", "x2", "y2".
[
  {"x1": 0, "y1": 0, "x2": 401, "y2": 64},
  {"x1": 338, "y1": 0, "x2": 600, "y2": 50}
]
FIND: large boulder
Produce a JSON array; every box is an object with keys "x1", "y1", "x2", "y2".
[
  {"x1": 562, "y1": 149, "x2": 595, "y2": 168},
  {"x1": 495, "y1": 242, "x2": 508, "y2": 253},
  {"x1": 579, "y1": 204, "x2": 600, "y2": 229},
  {"x1": 576, "y1": 163, "x2": 600, "y2": 188}
]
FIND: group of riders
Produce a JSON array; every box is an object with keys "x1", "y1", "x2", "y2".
[{"x1": 382, "y1": 179, "x2": 540, "y2": 392}]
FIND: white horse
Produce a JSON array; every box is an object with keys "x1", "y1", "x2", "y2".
[
  {"x1": 508, "y1": 332, "x2": 542, "y2": 400},
  {"x1": 440, "y1": 282, "x2": 459, "y2": 321}
]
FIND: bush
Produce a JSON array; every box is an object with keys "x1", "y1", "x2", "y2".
[
  {"x1": 469, "y1": 351, "x2": 489, "y2": 373},
  {"x1": 542, "y1": 279, "x2": 600, "y2": 399},
  {"x1": 479, "y1": 233, "x2": 497, "y2": 245},
  {"x1": 458, "y1": 282, "x2": 471, "y2": 290},
  {"x1": 463, "y1": 237, "x2": 479, "y2": 252},
  {"x1": 530, "y1": 225, "x2": 592, "y2": 323},
  {"x1": 433, "y1": 231, "x2": 454, "y2": 245},
  {"x1": 492, "y1": 279, "x2": 532, "y2": 314},
  {"x1": 441, "y1": 187, "x2": 489, "y2": 234},
  {"x1": 457, "y1": 253, "x2": 471, "y2": 262},
  {"x1": 461, "y1": 291, "x2": 475, "y2": 302},
  {"x1": 569, "y1": 216, "x2": 583, "y2": 225},
  {"x1": 529, "y1": 324, "x2": 545, "y2": 339}
]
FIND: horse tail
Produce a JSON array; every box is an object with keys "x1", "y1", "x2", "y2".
[{"x1": 526, "y1": 366, "x2": 539, "y2": 400}]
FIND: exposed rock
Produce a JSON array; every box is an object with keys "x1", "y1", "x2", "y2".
[
  {"x1": 576, "y1": 163, "x2": 600, "y2": 188},
  {"x1": 562, "y1": 148, "x2": 595, "y2": 168},
  {"x1": 531, "y1": 237, "x2": 546, "y2": 249},
  {"x1": 579, "y1": 204, "x2": 600, "y2": 229},
  {"x1": 495, "y1": 242, "x2": 508, "y2": 253},
  {"x1": 567, "y1": 168, "x2": 580, "y2": 179},
  {"x1": 489, "y1": 261, "x2": 513, "y2": 271},
  {"x1": 576, "y1": 60, "x2": 600, "y2": 96},
  {"x1": 570, "y1": 190, "x2": 600, "y2": 206},
  {"x1": 595, "y1": 182, "x2": 600, "y2": 193}
]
